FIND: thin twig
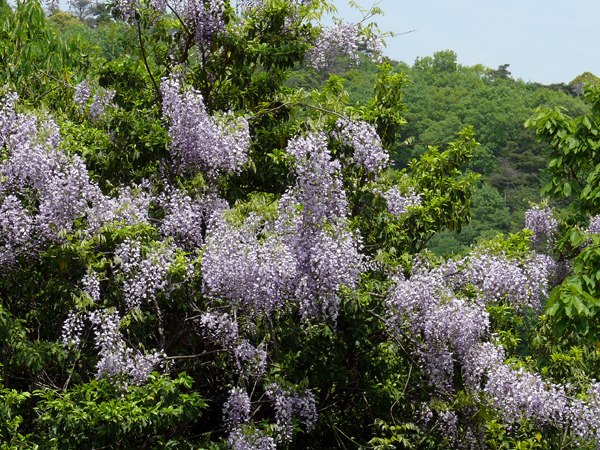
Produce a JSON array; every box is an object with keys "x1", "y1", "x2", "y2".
[
  {"x1": 161, "y1": 349, "x2": 226, "y2": 360},
  {"x1": 136, "y1": 19, "x2": 161, "y2": 101},
  {"x1": 250, "y1": 102, "x2": 349, "y2": 122},
  {"x1": 34, "y1": 63, "x2": 73, "y2": 90}
]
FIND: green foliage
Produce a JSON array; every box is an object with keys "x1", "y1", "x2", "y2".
[{"x1": 34, "y1": 373, "x2": 206, "y2": 449}]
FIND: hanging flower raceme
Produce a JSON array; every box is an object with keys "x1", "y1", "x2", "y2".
[
  {"x1": 0, "y1": 92, "x2": 105, "y2": 267},
  {"x1": 524, "y1": 204, "x2": 557, "y2": 245},
  {"x1": 157, "y1": 187, "x2": 229, "y2": 251},
  {"x1": 306, "y1": 21, "x2": 384, "y2": 71},
  {"x1": 73, "y1": 80, "x2": 116, "y2": 123},
  {"x1": 114, "y1": 238, "x2": 189, "y2": 311},
  {"x1": 202, "y1": 213, "x2": 297, "y2": 318},
  {"x1": 333, "y1": 118, "x2": 389, "y2": 174},
  {"x1": 278, "y1": 132, "x2": 363, "y2": 323},
  {"x1": 62, "y1": 308, "x2": 164, "y2": 385},
  {"x1": 160, "y1": 77, "x2": 250, "y2": 179},
  {"x1": 380, "y1": 187, "x2": 421, "y2": 218}
]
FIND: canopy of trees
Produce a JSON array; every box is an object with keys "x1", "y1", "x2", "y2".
[{"x1": 1, "y1": 0, "x2": 600, "y2": 449}]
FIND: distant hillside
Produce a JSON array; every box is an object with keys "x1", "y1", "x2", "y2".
[{"x1": 286, "y1": 50, "x2": 593, "y2": 255}]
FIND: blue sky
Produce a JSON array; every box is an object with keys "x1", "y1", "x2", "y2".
[
  {"x1": 48, "y1": 0, "x2": 600, "y2": 84},
  {"x1": 328, "y1": 0, "x2": 600, "y2": 85}
]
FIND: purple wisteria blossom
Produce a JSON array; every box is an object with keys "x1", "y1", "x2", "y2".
[
  {"x1": 385, "y1": 250, "x2": 600, "y2": 446},
  {"x1": 161, "y1": 77, "x2": 250, "y2": 178},
  {"x1": 525, "y1": 204, "x2": 557, "y2": 245},
  {"x1": 0, "y1": 92, "x2": 103, "y2": 260},
  {"x1": 306, "y1": 22, "x2": 360, "y2": 70},
  {"x1": 587, "y1": 215, "x2": 600, "y2": 235},
  {"x1": 380, "y1": 187, "x2": 421, "y2": 218},
  {"x1": 114, "y1": 238, "x2": 183, "y2": 311},
  {"x1": 157, "y1": 187, "x2": 228, "y2": 250},
  {"x1": 198, "y1": 311, "x2": 239, "y2": 347},
  {"x1": 73, "y1": 80, "x2": 116, "y2": 122},
  {"x1": 279, "y1": 132, "x2": 363, "y2": 322},
  {"x1": 0, "y1": 91, "x2": 18, "y2": 146},
  {"x1": 86, "y1": 183, "x2": 152, "y2": 235},
  {"x1": 227, "y1": 427, "x2": 276, "y2": 450},
  {"x1": 73, "y1": 80, "x2": 92, "y2": 113},
  {"x1": 306, "y1": 21, "x2": 383, "y2": 70},
  {"x1": 460, "y1": 251, "x2": 554, "y2": 311},
  {"x1": 265, "y1": 384, "x2": 317, "y2": 442},
  {"x1": 62, "y1": 309, "x2": 164, "y2": 385},
  {"x1": 185, "y1": 0, "x2": 225, "y2": 48},
  {"x1": 333, "y1": 118, "x2": 388, "y2": 174},
  {"x1": 202, "y1": 213, "x2": 297, "y2": 317},
  {"x1": 0, "y1": 195, "x2": 34, "y2": 269},
  {"x1": 223, "y1": 387, "x2": 251, "y2": 428},
  {"x1": 81, "y1": 272, "x2": 101, "y2": 303},
  {"x1": 234, "y1": 340, "x2": 267, "y2": 379}
]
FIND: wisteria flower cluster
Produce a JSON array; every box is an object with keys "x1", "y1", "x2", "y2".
[
  {"x1": 202, "y1": 213, "x2": 297, "y2": 317},
  {"x1": 459, "y1": 251, "x2": 554, "y2": 311},
  {"x1": 161, "y1": 78, "x2": 250, "y2": 178},
  {"x1": 157, "y1": 187, "x2": 228, "y2": 250},
  {"x1": 197, "y1": 311, "x2": 239, "y2": 347},
  {"x1": 306, "y1": 21, "x2": 383, "y2": 70},
  {"x1": 333, "y1": 118, "x2": 389, "y2": 174},
  {"x1": 386, "y1": 250, "x2": 600, "y2": 445},
  {"x1": 278, "y1": 132, "x2": 363, "y2": 322},
  {"x1": 0, "y1": 92, "x2": 103, "y2": 266},
  {"x1": 114, "y1": 238, "x2": 183, "y2": 311},
  {"x1": 265, "y1": 384, "x2": 317, "y2": 442},
  {"x1": 223, "y1": 387, "x2": 251, "y2": 428},
  {"x1": 227, "y1": 427, "x2": 276, "y2": 450},
  {"x1": 62, "y1": 308, "x2": 164, "y2": 385},
  {"x1": 203, "y1": 132, "x2": 363, "y2": 323},
  {"x1": 234, "y1": 339, "x2": 267, "y2": 379},
  {"x1": 524, "y1": 204, "x2": 557, "y2": 245},
  {"x1": 73, "y1": 80, "x2": 116, "y2": 122},
  {"x1": 380, "y1": 186, "x2": 422, "y2": 218},
  {"x1": 586, "y1": 214, "x2": 600, "y2": 235},
  {"x1": 185, "y1": 0, "x2": 226, "y2": 49},
  {"x1": 306, "y1": 22, "x2": 360, "y2": 70}
]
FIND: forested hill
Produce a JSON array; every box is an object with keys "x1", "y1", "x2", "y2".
[
  {"x1": 287, "y1": 50, "x2": 597, "y2": 254},
  {"x1": 48, "y1": 11, "x2": 596, "y2": 255}
]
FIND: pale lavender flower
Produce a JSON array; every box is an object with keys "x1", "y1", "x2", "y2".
[
  {"x1": 202, "y1": 213, "x2": 297, "y2": 317},
  {"x1": 228, "y1": 427, "x2": 276, "y2": 450},
  {"x1": 484, "y1": 363, "x2": 569, "y2": 428},
  {"x1": 223, "y1": 387, "x2": 251, "y2": 428},
  {"x1": 112, "y1": 0, "x2": 140, "y2": 22},
  {"x1": 86, "y1": 309, "x2": 164, "y2": 385},
  {"x1": 333, "y1": 118, "x2": 388, "y2": 174},
  {"x1": 265, "y1": 384, "x2": 317, "y2": 442},
  {"x1": 73, "y1": 80, "x2": 116, "y2": 122},
  {"x1": 61, "y1": 310, "x2": 85, "y2": 348},
  {"x1": 0, "y1": 195, "x2": 34, "y2": 269},
  {"x1": 307, "y1": 22, "x2": 360, "y2": 70},
  {"x1": 380, "y1": 187, "x2": 421, "y2": 218},
  {"x1": 161, "y1": 77, "x2": 250, "y2": 178},
  {"x1": 86, "y1": 183, "x2": 152, "y2": 235},
  {"x1": 73, "y1": 80, "x2": 93, "y2": 114},
  {"x1": 234, "y1": 340, "x2": 267, "y2": 379},
  {"x1": 185, "y1": 0, "x2": 226, "y2": 49},
  {"x1": 114, "y1": 239, "x2": 179, "y2": 311},
  {"x1": 276, "y1": 132, "x2": 363, "y2": 323},
  {"x1": 158, "y1": 187, "x2": 228, "y2": 251},
  {"x1": 525, "y1": 204, "x2": 557, "y2": 245},
  {"x1": 587, "y1": 215, "x2": 600, "y2": 235},
  {"x1": 82, "y1": 272, "x2": 101, "y2": 303},
  {"x1": 198, "y1": 311, "x2": 239, "y2": 347},
  {"x1": 0, "y1": 91, "x2": 18, "y2": 147}
]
